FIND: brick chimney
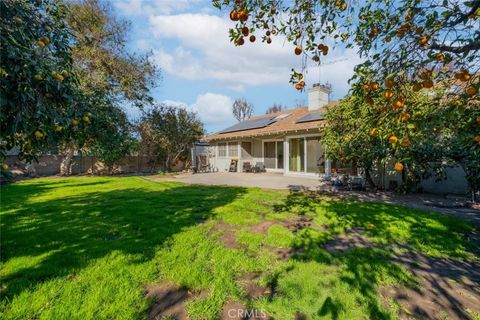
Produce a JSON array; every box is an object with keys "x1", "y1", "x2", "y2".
[{"x1": 307, "y1": 83, "x2": 332, "y2": 111}]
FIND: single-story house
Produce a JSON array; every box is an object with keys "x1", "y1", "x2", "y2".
[
  {"x1": 204, "y1": 83, "x2": 470, "y2": 195},
  {"x1": 205, "y1": 83, "x2": 349, "y2": 178}
]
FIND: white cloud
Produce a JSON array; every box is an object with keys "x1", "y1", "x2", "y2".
[
  {"x1": 114, "y1": 0, "x2": 202, "y2": 16},
  {"x1": 149, "y1": 13, "x2": 297, "y2": 91},
  {"x1": 125, "y1": 92, "x2": 235, "y2": 132},
  {"x1": 188, "y1": 92, "x2": 234, "y2": 128},
  {"x1": 148, "y1": 12, "x2": 362, "y2": 97}
]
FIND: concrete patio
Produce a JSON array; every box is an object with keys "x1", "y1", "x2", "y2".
[
  {"x1": 155, "y1": 172, "x2": 479, "y2": 226},
  {"x1": 171, "y1": 172, "x2": 324, "y2": 190}
]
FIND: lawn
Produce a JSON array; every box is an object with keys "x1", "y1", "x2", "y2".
[{"x1": 1, "y1": 176, "x2": 478, "y2": 319}]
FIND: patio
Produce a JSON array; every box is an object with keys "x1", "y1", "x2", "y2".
[
  {"x1": 160, "y1": 172, "x2": 480, "y2": 226},
  {"x1": 171, "y1": 172, "x2": 324, "y2": 190}
]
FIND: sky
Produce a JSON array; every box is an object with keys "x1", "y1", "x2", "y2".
[{"x1": 113, "y1": 0, "x2": 362, "y2": 133}]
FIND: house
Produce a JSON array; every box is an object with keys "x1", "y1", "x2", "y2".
[{"x1": 205, "y1": 83, "x2": 348, "y2": 178}]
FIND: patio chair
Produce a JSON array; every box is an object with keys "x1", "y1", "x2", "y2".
[
  {"x1": 243, "y1": 162, "x2": 252, "y2": 172},
  {"x1": 229, "y1": 159, "x2": 238, "y2": 172},
  {"x1": 252, "y1": 162, "x2": 266, "y2": 173}
]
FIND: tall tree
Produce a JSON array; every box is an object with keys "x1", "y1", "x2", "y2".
[
  {"x1": 232, "y1": 98, "x2": 253, "y2": 122},
  {"x1": 138, "y1": 104, "x2": 204, "y2": 172},
  {"x1": 58, "y1": 0, "x2": 159, "y2": 174},
  {"x1": 66, "y1": 0, "x2": 157, "y2": 104},
  {"x1": 0, "y1": 0, "x2": 90, "y2": 161}
]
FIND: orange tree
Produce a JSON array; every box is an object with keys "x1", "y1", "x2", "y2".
[
  {"x1": 321, "y1": 93, "x2": 449, "y2": 192},
  {"x1": 213, "y1": 0, "x2": 479, "y2": 96},
  {"x1": 0, "y1": 0, "x2": 90, "y2": 162}
]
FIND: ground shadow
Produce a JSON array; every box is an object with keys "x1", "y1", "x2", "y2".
[
  {"x1": 1, "y1": 179, "x2": 247, "y2": 301},
  {"x1": 271, "y1": 191, "x2": 480, "y2": 319}
]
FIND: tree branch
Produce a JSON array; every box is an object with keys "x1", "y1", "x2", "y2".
[{"x1": 430, "y1": 39, "x2": 480, "y2": 54}]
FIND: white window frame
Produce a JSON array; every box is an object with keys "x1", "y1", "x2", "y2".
[{"x1": 217, "y1": 141, "x2": 239, "y2": 158}]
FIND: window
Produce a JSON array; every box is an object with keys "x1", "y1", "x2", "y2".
[
  {"x1": 218, "y1": 143, "x2": 227, "y2": 157},
  {"x1": 228, "y1": 142, "x2": 239, "y2": 157}
]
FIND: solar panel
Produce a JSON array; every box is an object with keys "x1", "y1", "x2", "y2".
[
  {"x1": 219, "y1": 116, "x2": 276, "y2": 133},
  {"x1": 296, "y1": 112, "x2": 325, "y2": 123}
]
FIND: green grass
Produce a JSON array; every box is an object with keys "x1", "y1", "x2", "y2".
[{"x1": 1, "y1": 176, "x2": 477, "y2": 319}]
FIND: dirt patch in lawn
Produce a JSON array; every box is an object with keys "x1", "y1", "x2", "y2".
[
  {"x1": 239, "y1": 272, "x2": 271, "y2": 300},
  {"x1": 280, "y1": 216, "x2": 315, "y2": 233},
  {"x1": 250, "y1": 220, "x2": 277, "y2": 235},
  {"x1": 221, "y1": 300, "x2": 270, "y2": 319},
  {"x1": 324, "y1": 227, "x2": 375, "y2": 253},
  {"x1": 146, "y1": 283, "x2": 208, "y2": 320},
  {"x1": 211, "y1": 221, "x2": 242, "y2": 249},
  {"x1": 382, "y1": 250, "x2": 480, "y2": 320}
]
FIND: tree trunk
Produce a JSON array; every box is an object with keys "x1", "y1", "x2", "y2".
[
  {"x1": 60, "y1": 147, "x2": 74, "y2": 176},
  {"x1": 364, "y1": 168, "x2": 377, "y2": 191}
]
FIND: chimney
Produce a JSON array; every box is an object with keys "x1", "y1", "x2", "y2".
[{"x1": 307, "y1": 83, "x2": 332, "y2": 111}]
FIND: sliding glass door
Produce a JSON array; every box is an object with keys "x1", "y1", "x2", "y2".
[
  {"x1": 289, "y1": 136, "x2": 324, "y2": 174},
  {"x1": 289, "y1": 138, "x2": 304, "y2": 172}
]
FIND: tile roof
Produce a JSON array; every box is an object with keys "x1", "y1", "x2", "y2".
[{"x1": 206, "y1": 102, "x2": 339, "y2": 141}]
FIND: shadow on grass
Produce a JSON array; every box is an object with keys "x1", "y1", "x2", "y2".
[
  {"x1": 271, "y1": 191, "x2": 479, "y2": 319},
  {"x1": 1, "y1": 179, "x2": 247, "y2": 301}
]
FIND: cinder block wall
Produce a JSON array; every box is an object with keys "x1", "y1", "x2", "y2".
[{"x1": 4, "y1": 155, "x2": 185, "y2": 176}]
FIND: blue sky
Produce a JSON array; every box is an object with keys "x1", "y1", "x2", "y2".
[{"x1": 113, "y1": 0, "x2": 362, "y2": 133}]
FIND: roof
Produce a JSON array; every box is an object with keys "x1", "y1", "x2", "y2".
[{"x1": 206, "y1": 102, "x2": 339, "y2": 141}]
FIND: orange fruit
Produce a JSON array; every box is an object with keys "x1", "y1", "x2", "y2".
[
  {"x1": 266, "y1": 37, "x2": 272, "y2": 44},
  {"x1": 394, "y1": 162, "x2": 404, "y2": 172},
  {"x1": 466, "y1": 86, "x2": 477, "y2": 96},
  {"x1": 271, "y1": 6, "x2": 277, "y2": 14},
  {"x1": 422, "y1": 79, "x2": 434, "y2": 89},
  {"x1": 475, "y1": 135, "x2": 480, "y2": 143},
  {"x1": 385, "y1": 79, "x2": 395, "y2": 88},
  {"x1": 476, "y1": 116, "x2": 480, "y2": 125},
  {"x1": 37, "y1": 40, "x2": 46, "y2": 48},
  {"x1": 401, "y1": 112, "x2": 410, "y2": 121},
  {"x1": 419, "y1": 35, "x2": 428, "y2": 45},
  {"x1": 266, "y1": 30, "x2": 271, "y2": 36},
  {"x1": 364, "y1": 83, "x2": 372, "y2": 92},
  {"x1": 412, "y1": 83, "x2": 422, "y2": 92},
  {"x1": 340, "y1": 2, "x2": 348, "y2": 11},
  {"x1": 385, "y1": 36, "x2": 392, "y2": 43},
  {"x1": 383, "y1": 90, "x2": 394, "y2": 99},
  {"x1": 238, "y1": 10, "x2": 248, "y2": 22},
  {"x1": 460, "y1": 72, "x2": 471, "y2": 82},
  {"x1": 369, "y1": 128, "x2": 378, "y2": 137},
  {"x1": 230, "y1": 10, "x2": 239, "y2": 21},
  {"x1": 71, "y1": 119, "x2": 79, "y2": 126},
  {"x1": 371, "y1": 82, "x2": 379, "y2": 90},
  {"x1": 313, "y1": 55, "x2": 320, "y2": 62},
  {"x1": 366, "y1": 97, "x2": 374, "y2": 105},
  {"x1": 82, "y1": 115, "x2": 91, "y2": 124},
  {"x1": 1, "y1": 163, "x2": 8, "y2": 170},
  {"x1": 295, "y1": 32, "x2": 301, "y2": 38},
  {"x1": 454, "y1": 71, "x2": 464, "y2": 80},
  {"x1": 294, "y1": 46, "x2": 302, "y2": 55},
  {"x1": 389, "y1": 135, "x2": 398, "y2": 144},
  {"x1": 435, "y1": 53, "x2": 444, "y2": 62},
  {"x1": 241, "y1": 27, "x2": 249, "y2": 36},
  {"x1": 236, "y1": 37, "x2": 245, "y2": 46},
  {"x1": 401, "y1": 137, "x2": 410, "y2": 147},
  {"x1": 249, "y1": 35, "x2": 256, "y2": 42},
  {"x1": 393, "y1": 99, "x2": 404, "y2": 109},
  {"x1": 34, "y1": 130, "x2": 44, "y2": 139}
]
